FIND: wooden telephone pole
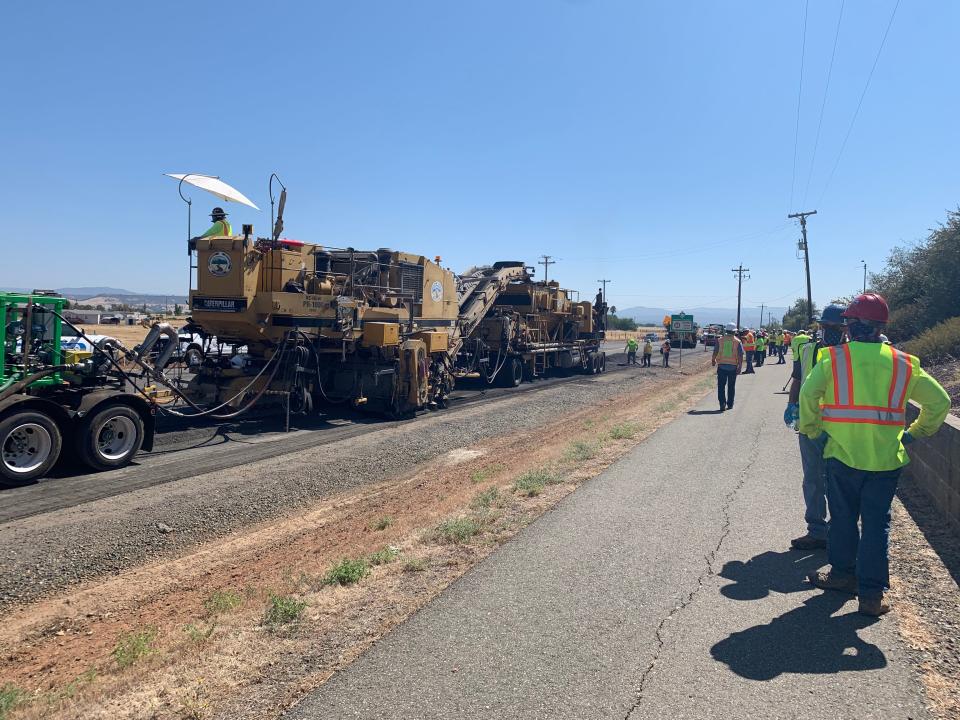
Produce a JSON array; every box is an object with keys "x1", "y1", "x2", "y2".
[
  {"x1": 732, "y1": 265, "x2": 750, "y2": 328},
  {"x1": 788, "y1": 210, "x2": 817, "y2": 324}
]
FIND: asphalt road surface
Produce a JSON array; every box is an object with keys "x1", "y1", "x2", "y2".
[{"x1": 286, "y1": 361, "x2": 928, "y2": 719}]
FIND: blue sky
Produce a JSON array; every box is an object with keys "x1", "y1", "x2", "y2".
[{"x1": 1, "y1": 1, "x2": 956, "y2": 318}]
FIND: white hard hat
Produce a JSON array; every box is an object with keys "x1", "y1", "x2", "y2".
[{"x1": 725, "y1": 322, "x2": 737, "y2": 332}]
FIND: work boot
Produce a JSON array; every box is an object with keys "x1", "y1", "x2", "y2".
[
  {"x1": 858, "y1": 595, "x2": 891, "y2": 617},
  {"x1": 807, "y1": 570, "x2": 857, "y2": 595},
  {"x1": 790, "y1": 534, "x2": 827, "y2": 550}
]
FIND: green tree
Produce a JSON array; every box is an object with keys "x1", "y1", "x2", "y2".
[
  {"x1": 782, "y1": 298, "x2": 819, "y2": 331},
  {"x1": 608, "y1": 315, "x2": 638, "y2": 331},
  {"x1": 871, "y1": 209, "x2": 960, "y2": 339},
  {"x1": 173, "y1": 303, "x2": 183, "y2": 315}
]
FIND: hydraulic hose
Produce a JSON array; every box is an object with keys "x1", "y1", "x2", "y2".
[{"x1": 0, "y1": 365, "x2": 78, "y2": 402}]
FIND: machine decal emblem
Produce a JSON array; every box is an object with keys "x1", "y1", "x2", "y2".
[
  {"x1": 208, "y1": 251, "x2": 232, "y2": 277},
  {"x1": 430, "y1": 281, "x2": 443, "y2": 302}
]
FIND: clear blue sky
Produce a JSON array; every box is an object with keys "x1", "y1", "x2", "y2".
[{"x1": 2, "y1": 1, "x2": 956, "y2": 319}]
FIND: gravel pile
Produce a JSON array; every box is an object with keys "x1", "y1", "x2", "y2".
[{"x1": 0, "y1": 356, "x2": 712, "y2": 609}]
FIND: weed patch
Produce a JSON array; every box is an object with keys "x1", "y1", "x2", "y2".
[
  {"x1": 184, "y1": 622, "x2": 217, "y2": 645},
  {"x1": 322, "y1": 557, "x2": 371, "y2": 586},
  {"x1": 514, "y1": 468, "x2": 559, "y2": 496},
  {"x1": 403, "y1": 557, "x2": 427, "y2": 572},
  {"x1": 565, "y1": 440, "x2": 599, "y2": 461},
  {"x1": 263, "y1": 595, "x2": 306, "y2": 628},
  {"x1": 433, "y1": 517, "x2": 482, "y2": 544},
  {"x1": 470, "y1": 486, "x2": 501, "y2": 510},
  {"x1": 368, "y1": 546, "x2": 401, "y2": 566},
  {"x1": 469, "y1": 464, "x2": 504, "y2": 484},
  {"x1": 203, "y1": 589, "x2": 242, "y2": 616},
  {"x1": 372, "y1": 516, "x2": 394, "y2": 531},
  {"x1": 0, "y1": 684, "x2": 24, "y2": 719},
  {"x1": 609, "y1": 423, "x2": 639, "y2": 440},
  {"x1": 112, "y1": 627, "x2": 157, "y2": 669}
]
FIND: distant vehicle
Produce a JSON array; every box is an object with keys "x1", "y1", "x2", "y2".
[
  {"x1": 99, "y1": 315, "x2": 121, "y2": 325},
  {"x1": 644, "y1": 332, "x2": 658, "y2": 342},
  {"x1": 702, "y1": 331, "x2": 717, "y2": 347}
]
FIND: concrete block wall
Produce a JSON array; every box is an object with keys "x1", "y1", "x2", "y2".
[{"x1": 903, "y1": 402, "x2": 960, "y2": 532}]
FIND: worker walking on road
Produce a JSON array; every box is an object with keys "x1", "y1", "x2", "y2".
[
  {"x1": 712, "y1": 323, "x2": 743, "y2": 411},
  {"x1": 755, "y1": 333, "x2": 766, "y2": 367},
  {"x1": 660, "y1": 338, "x2": 671, "y2": 367},
  {"x1": 778, "y1": 330, "x2": 789, "y2": 364},
  {"x1": 741, "y1": 329, "x2": 756, "y2": 374},
  {"x1": 625, "y1": 337, "x2": 639, "y2": 365},
  {"x1": 800, "y1": 293, "x2": 950, "y2": 616},
  {"x1": 783, "y1": 305, "x2": 847, "y2": 550},
  {"x1": 642, "y1": 338, "x2": 653, "y2": 367}
]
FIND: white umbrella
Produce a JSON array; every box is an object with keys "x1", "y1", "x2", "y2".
[{"x1": 165, "y1": 173, "x2": 259, "y2": 210}]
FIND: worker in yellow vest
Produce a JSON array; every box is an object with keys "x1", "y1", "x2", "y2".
[
  {"x1": 783, "y1": 304, "x2": 846, "y2": 551},
  {"x1": 741, "y1": 329, "x2": 756, "y2": 374},
  {"x1": 755, "y1": 333, "x2": 767, "y2": 367},
  {"x1": 624, "y1": 337, "x2": 639, "y2": 365},
  {"x1": 201, "y1": 207, "x2": 232, "y2": 238},
  {"x1": 799, "y1": 293, "x2": 950, "y2": 616},
  {"x1": 712, "y1": 323, "x2": 743, "y2": 411}
]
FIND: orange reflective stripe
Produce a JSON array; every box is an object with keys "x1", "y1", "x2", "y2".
[{"x1": 888, "y1": 347, "x2": 911, "y2": 409}]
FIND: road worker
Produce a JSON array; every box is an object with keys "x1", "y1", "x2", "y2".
[
  {"x1": 642, "y1": 338, "x2": 653, "y2": 367},
  {"x1": 625, "y1": 336, "x2": 639, "y2": 364},
  {"x1": 741, "y1": 329, "x2": 756, "y2": 374},
  {"x1": 201, "y1": 207, "x2": 232, "y2": 238},
  {"x1": 660, "y1": 338, "x2": 671, "y2": 367},
  {"x1": 799, "y1": 293, "x2": 950, "y2": 616},
  {"x1": 712, "y1": 322, "x2": 743, "y2": 411},
  {"x1": 779, "y1": 331, "x2": 791, "y2": 364},
  {"x1": 755, "y1": 333, "x2": 766, "y2": 367},
  {"x1": 790, "y1": 328, "x2": 811, "y2": 363},
  {"x1": 783, "y1": 304, "x2": 846, "y2": 551}
]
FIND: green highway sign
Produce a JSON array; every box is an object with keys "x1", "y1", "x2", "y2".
[{"x1": 671, "y1": 313, "x2": 694, "y2": 333}]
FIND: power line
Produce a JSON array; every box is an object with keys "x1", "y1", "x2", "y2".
[
  {"x1": 789, "y1": 0, "x2": 810, "y2": 212},
  {"x1": 802, "y1": 0, "x2": 845, "y2": 207},
  {"x1": 817, "y1": 0, "x2": 901, "y2": 205}
]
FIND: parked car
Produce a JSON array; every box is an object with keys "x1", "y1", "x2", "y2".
[
  {"x1": 644, "y1": 332, "x2": 658, "y2": 342},
  {"x1": 99, "y1": 315, "x2": 122, "y2": 325}
]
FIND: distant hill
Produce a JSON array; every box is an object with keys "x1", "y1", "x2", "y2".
[
  {"x1": 57, "y1": 286, "x2": 139, "y2": 297},
  {"x1": 616, "y1": 305, "x2": 788, "y2": 328}
]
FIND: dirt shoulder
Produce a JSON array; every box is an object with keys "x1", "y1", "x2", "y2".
[{"x1": 0, "y1": 358, "x2": 715, "y2": 718}]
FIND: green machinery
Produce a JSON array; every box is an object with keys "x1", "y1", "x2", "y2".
[{"x1": 0, "y1": 292, "x2": 155, "y2": 484}]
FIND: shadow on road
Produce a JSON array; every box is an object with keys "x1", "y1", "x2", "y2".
[
  {"x1": 687, "y1": 409, "x2": 723, "y2": 416},
  {"x1": 897, "y1": 477, "x2": 960, "y2": 587},
  {"x1": 718, "y1": 549, "x2": 824, "y2": 601},
  {"x1": 711, "y1": 592, "x2": 885, "y2": 680}
]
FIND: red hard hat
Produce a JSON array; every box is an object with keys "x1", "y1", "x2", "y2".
[{"x1": 842, "y1": 293, "x2": 889, "y2": 323}]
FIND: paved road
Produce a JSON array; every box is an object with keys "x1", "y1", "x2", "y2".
[{"x1": 286, "y1": 361, "x2": 929, "y2": 719}]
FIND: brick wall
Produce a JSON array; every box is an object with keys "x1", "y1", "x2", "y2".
[{"x1": 903, "y1": 403, "x2": 960, "y2": 532}]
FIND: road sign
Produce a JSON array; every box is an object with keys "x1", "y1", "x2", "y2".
[{"x1": 671, "y1": 313, "x2": 694, "y2": 333}]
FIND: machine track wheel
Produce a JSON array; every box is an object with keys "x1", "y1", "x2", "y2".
[
  {"x1": 0, "y1": 410, "x2": 63, "y2": 484},
  {"x1": 501, "y1": 357, "x2": 523, "y2": 388},
  {"x1": 184, "y1": 344, "x2": 204, "y2": 368},
  {"x1": 75, "y1": 403, "x2": 145, "y2": 472}
]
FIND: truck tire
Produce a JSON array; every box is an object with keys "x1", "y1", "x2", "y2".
[
  {"x1": 598, "y1": 353, "x2": 606, "y2": 373},
  {"x1": 76, "y1": 404, "x2": 145, "y2": 471},
  {"x1": 0, "y1": 410, "x2": 62, "y2": 484},
  {"x1": 184, "y1": 344, "x2": 204, "y2": 368}
]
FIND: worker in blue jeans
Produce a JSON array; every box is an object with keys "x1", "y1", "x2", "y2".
[
  {"x1": 799, "y1": 293, "x2": 950, "y2": 616},
  {"x1": 712, "y1": 323, "x2": 743, "y2": 411},
  {"x1": 784, "y1": 304, "x2": 847, "y2": 550}
]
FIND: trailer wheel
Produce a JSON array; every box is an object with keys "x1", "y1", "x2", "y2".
[
  {"x1": 0, "y1": 410, "x2": 62, "y2": 484},
  {"x1": 76, "y1": 404, "x2": 144, "y2": 471},
  {"x1": 598, "y1": 353, "x2": 606, "y2": 373}
]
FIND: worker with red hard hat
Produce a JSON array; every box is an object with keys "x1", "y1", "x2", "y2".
[{"x1": 799, "y1": 292, "x2": 950, "y2": 616}]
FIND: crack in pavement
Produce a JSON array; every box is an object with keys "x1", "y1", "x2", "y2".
[{"x1": 623, "y1": 418, "x2": 765, "y2": 720}]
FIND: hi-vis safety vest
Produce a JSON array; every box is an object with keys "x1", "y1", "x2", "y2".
[
  {"x1": 200, "y1": 219, "x2": 233, "y2": 238},
  {"x1": 799, "y1": 340, "x2": 823, "y2": 383},
  {"x1": 742, "y1": 332, "x2": 756, "y2": 352},
  {"x1": 715, "y1": 335, "x2": 742, "y2": 366},
  {"x1": 627, "y1": 338, "x2": 639, "y2": 351},
  {"x1": 756, "y1": 337, "x2": 766, "y2": 351}
]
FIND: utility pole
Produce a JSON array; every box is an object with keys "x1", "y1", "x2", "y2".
[
  {"x1": 760, "y1": 303, "x2": 765, "y2": 329},
  {"x1": 538, "y1": 255, "x2": 555, "y2": 283},
  {"x1": 788, "y1": 210, "x2": 817, "y2": 324},
  {"x1": 861, "y1": 260, "x2": 867, "y2": 293},
  {"x1": 731, "y1": 265, "x2": 750, "y2": 329}
]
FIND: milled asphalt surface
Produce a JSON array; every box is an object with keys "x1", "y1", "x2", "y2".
[{"x1": 286, "y1": 362, "x2": 930, "y2": 720}]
